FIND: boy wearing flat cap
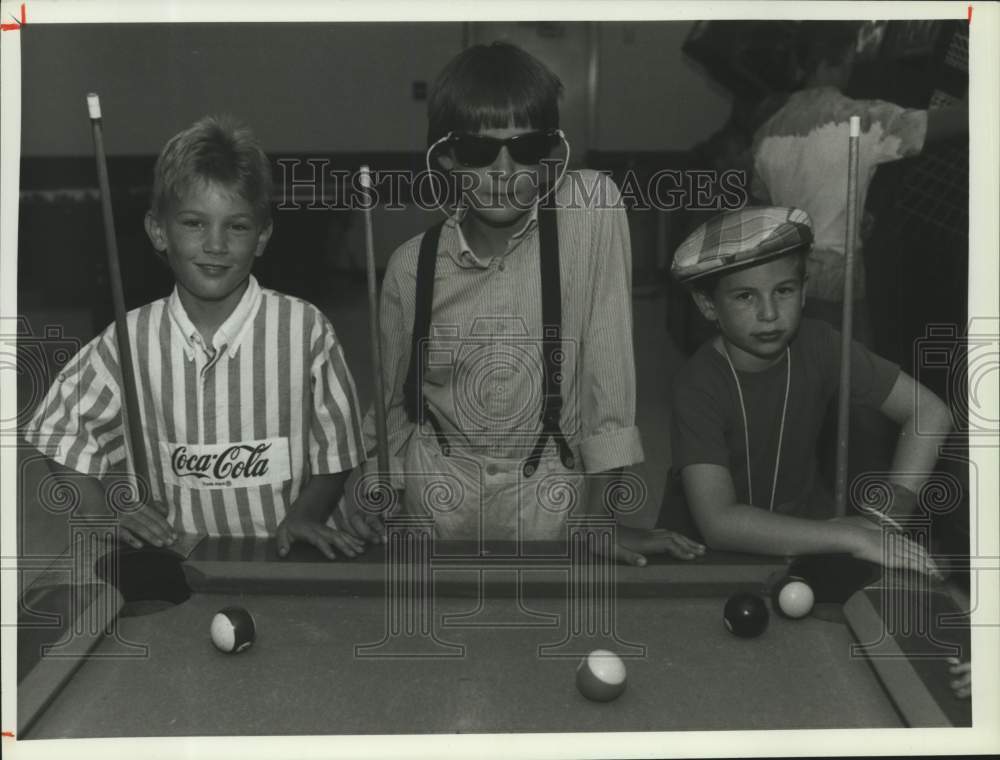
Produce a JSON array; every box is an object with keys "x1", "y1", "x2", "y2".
[{"x1": 657, "y1": 206, "x2": 952, "y2": 573}]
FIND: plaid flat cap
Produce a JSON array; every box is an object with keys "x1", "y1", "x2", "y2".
[{"x1": 671, "y1": 207, "x2": 814, "y2": 283}]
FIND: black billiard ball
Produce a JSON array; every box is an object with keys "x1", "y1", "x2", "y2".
[
  {"x1": 210, "y1": 606, "x2": 256, "y2": 653},
  {"x1": 772, "y1": 575, "x2": 815, "y2": 619},
  {"x1": 723, "y1": 592, "x2": 769, "y2": 638}
]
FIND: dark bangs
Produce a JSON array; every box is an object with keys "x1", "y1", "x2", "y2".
[{"x1": 427, "y1": 42, "x2": 563, "y2": 146}]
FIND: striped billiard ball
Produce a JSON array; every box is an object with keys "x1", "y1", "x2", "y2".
[
  {"x1": 576, "y1": 649, "x2": 627, "y2": 702},
  {"x1": 210, "y1": 606, "x2": 256, "y2": 654}
]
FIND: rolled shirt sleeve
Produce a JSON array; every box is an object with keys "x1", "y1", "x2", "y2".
[{"x1": 577, "y1": 174, "x2": 644, "y2": 473}]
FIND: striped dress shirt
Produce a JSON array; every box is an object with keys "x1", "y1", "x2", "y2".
[
  {"x1": 363, "y1": 169, "x2": 643, "y2": 481},
  {"x1": 25, "y1": 276, "x2": 365, "y2": 536}
]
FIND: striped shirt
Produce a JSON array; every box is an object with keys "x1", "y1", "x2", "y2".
[
  {"x1": 363, "y1": 169, "x2": 643, "y2": 481},
  {"x1": 25, "y1": 276, "x2": 365, "y2": 537}
]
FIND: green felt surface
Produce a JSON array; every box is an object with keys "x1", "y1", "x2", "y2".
[{"x1": 28, "y1": 591, "x2": 902, "y2": 737}]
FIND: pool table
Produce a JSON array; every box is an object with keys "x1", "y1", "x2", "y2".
[{"x1": 16, "y1": 521, "x2": 971, "y2": 737}]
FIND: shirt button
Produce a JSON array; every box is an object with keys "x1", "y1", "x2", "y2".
[
  {"x1": 486, "y1": 463, "x2": 499, "y2": 476},
  {"x1": 498, "y1": 261, "x2": 506, "y2": 271}
]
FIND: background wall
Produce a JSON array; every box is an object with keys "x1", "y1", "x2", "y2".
[
  {"x1": 596, "y1": 22, "x2": 732, "y2": 150},
  {"x1": 21, "y1": 23, "x2": 462, "y2": 155},
  {"x1": 20, "y1": 21, "x2": 730, "y2": 157}
]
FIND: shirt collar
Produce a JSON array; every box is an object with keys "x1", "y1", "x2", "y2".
[
  {"x1": 168, "y1": 275, "x2": 262, "y2": 358},
  {"x1": 443, "y1": 204, "x2": 539, "y2": 268}
]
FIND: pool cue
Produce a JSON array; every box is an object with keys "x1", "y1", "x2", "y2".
[
  {"x1": 834, "y1": 115, "x2": 861, "y2": 517},
  {"x1": 360, "y1": 166, "x2": 390, "y2": 482},
  {"x1": 87, "y1": 93, "x2": 151, "y2": 507}
]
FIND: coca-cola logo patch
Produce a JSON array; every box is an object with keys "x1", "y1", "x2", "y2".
[{"x1": 159, "y1": 437, "x2": 291, "y2": 489}]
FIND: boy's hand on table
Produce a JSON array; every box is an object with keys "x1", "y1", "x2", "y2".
[
  {"x1": 601, "y1": 524, "x2": 706, "y2": 567},
  {"x1": 119, "y1": 502, "x2": 176, "y2": 549},
  {"x1": 340, "y1": 480, "x2": 405, "y2": 545},
  {"x1": 839, "y1": 518, "x2": 943, "y2": 580},
  {"x1": 947, "y1": 658, "x2": 971, "y2": 699},
  {"x1": 339, "y1": 509, "x2": 387, "y2": 545},
  {"x1": 276, "y1": 514, "x2": 365, "y2": 560}
]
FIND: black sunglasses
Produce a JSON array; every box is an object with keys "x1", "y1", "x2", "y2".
[{"x1": 447, "y1": 130, "x2": 562, "y2": 167}]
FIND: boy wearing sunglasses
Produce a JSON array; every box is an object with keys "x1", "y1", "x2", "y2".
[{"x1": 346, "y1": 42, "x2": 704, "y2": 564}]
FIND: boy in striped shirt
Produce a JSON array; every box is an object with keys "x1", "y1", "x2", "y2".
[
  {"x1": 25, "y1": 116, "x2": 367, "y2": 558},
  {"x1": 354, "y1": 43, "x2": 704, "y2": 564}
]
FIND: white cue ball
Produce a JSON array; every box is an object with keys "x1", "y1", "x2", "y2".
[
  {"x1": 210, "y1": 606, "x2": 256, "y2": 654},
  {"x1": 776, "y1": 579, "x2": 815, "y2": 619},
  {"x1": 576, "y1": 649, "x2": 627, "y2": 702}
]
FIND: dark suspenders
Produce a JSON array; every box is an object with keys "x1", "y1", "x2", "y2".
[
  {"x1": 403, "y1": 219, "x2": 451, "y2": 454},
  {"x1": 403, "y1": 219, "x2": 444, "y2": 423},
  {"x1": 527, "y1": 203, "x2": 575, "y2": 476},
  {"x1": 402, "y1": 206, "x2": 575, "y2": 478}
]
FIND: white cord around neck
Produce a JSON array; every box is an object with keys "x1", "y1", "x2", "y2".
[{"x1": 721, "y1": 344, "x2": 791, "y2": 511}]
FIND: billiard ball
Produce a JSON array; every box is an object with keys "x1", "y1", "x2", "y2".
[
  {"x1": 773, "y1": 576, "x2": 815, "y2": 619},
  {"x1": 723, "y1": 592, "x2": 769, "y2": 638},
  {"x1": 210, "y1": 606, "x2": 256, "y2": 653},
  {"x1": 576, "y1": 649, "x2": 627, "y2": 702}
]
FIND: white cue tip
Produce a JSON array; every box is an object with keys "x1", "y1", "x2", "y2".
[
  {"x1": 359, "y1": 164, "x2": 372, "y2": 189},
  {"x1": 849, "y1": 115, "x2": 860, "y2": 137},
  {"x1": 86, "y1": 93, "x2": 102, "y2": 120}
]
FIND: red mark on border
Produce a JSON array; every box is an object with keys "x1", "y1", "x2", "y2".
[
  {"x1": 967, "y1": 6, "x2": 972, "y2": 23},
  {"x1": 0, "y1": 3, "x2": 25, "y2": 31},
  {"x1": 1, "y1": 731, "x2": 14, "y2": 738}
]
